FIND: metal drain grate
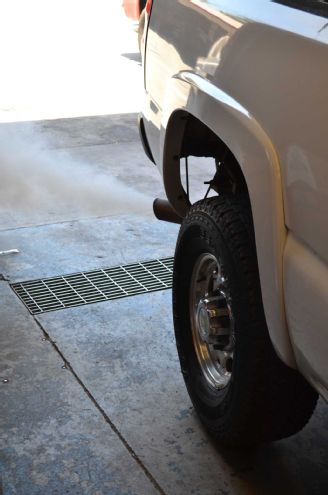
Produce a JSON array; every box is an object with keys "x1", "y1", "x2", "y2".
[{"x1": 11, "y1": 257, "x2": 174, "y2": 315}]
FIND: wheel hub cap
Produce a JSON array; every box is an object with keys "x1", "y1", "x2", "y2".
[
  {"x1": 190, "y1": 254, "x2": 234, "y2": 390},
  {"x1": 196, "y1": 296, "x2": 231, "y2": 345}
]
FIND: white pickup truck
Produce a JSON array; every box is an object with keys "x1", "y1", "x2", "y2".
[{"x1": 139, "y1": 0, "x2": 328, "y2": 446}]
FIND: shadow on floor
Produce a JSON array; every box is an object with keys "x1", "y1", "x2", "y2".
[
  {"x1": 121, "y1": 52, "x2": 142, "y2": 66},
  {"x1": 209, "y1": 399, "x2": 328, "y2": 495}
]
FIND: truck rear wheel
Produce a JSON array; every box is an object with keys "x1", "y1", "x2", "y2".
[{"x1": 173, "y1": 195, "x2": 318, "y2": 446}]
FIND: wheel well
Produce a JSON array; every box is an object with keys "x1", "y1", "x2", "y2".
[{"x1": 179, "y1": 113, "x2": 248, "y2": 197}]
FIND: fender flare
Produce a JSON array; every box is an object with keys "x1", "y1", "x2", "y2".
[{"x1": 160, "y1": 71, "x2": 296, "y2": 367}]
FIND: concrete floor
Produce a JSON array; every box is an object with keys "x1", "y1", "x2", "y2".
[{"x1": 1, "y1": 2, "x2": 328, "y2": 495}]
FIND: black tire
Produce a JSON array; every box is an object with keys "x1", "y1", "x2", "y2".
[{"x1": 173, "y1": 195, "x2": 318, "y2": 447}]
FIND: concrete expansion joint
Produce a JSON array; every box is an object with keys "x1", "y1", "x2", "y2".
[
  {"x1": 33, "y1": 316, "x2": 168, "y2": 495},
  {"x1": 0, "y1": 212, "x2": 131, "y2": 233},
  {"x1": 0, "y1": 217, "x2": 87, "y2": 233},
  {"x1": 49, "y1": 138, "x2": 141, "y2": 151}
]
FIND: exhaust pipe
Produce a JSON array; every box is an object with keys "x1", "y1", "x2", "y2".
[{"x1": 153, "y1": 198, "x2": 182, "y2": 224}]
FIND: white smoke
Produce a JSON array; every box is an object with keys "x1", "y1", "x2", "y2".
[{"x1": 0, "y1": 125, "x2": 152, "y2": 217}]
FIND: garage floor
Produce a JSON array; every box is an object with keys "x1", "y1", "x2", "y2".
[{"x1": 1, "y1": 2, "x2": 328, "y2": 495}]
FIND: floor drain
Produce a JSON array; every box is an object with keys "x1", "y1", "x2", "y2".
[{"x1": 11, "y1": 257, "x2": 174, "y2": 315}]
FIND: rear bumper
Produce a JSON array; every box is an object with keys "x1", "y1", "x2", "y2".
[{"x1": 138, "y1": 114, "x2": 155, "y2": 164}]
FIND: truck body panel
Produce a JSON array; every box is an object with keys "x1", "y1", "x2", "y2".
[{"x1": 142, "y1": 0, "x2": 328, "y2": 395}]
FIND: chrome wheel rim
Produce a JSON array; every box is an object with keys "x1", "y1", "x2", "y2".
[{"x1": 190, "y1": 253, "x2": 234, "y2": 390}]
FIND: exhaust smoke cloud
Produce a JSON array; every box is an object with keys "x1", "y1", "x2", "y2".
[{"x1": 0, "y1": 125, "x2": 152, "y2": 218}]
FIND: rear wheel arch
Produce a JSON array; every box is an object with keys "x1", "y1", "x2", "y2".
[
  {"x1": 162, "y1": 103, "x2": 296, "y2": 368},
  {"x1": 162, "y1": 110, "x2": 250, "y2": 216}
]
